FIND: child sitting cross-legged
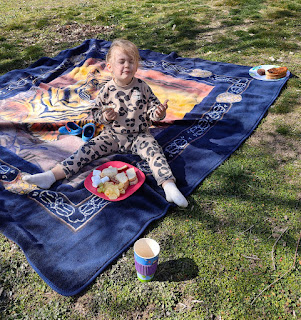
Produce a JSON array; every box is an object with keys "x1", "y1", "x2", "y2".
[{"x1": 23, "y1": 39, "x2": 188, "y2": 208}]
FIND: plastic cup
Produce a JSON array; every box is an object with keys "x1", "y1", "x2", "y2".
[{"x1": 134, "y1": 238, "x2": 160, "y2": 282}]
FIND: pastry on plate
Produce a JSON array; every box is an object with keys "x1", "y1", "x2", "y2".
[
  {"x1": 257, "y1": 68, "x2": 266, "y2": 76},
  {"x1": 266, "y1": 66, "x2": 288, "y2": 79}
]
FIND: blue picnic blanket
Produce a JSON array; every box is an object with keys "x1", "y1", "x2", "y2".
[{"x1": 0, "y1": 39, "x2": 290, "y2": 295}]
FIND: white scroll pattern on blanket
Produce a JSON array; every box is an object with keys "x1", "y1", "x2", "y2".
[
  {"x1": 0, "y1": 164, "x2": 11, "y2": 175},
  {"x1": 0, "y1": 162, "x2": 18, "y2": 182},
  {"x1": 164, "y1": 102, "x2": 231, "y2": 160},
  {"x1": 28, "y1": 189, "x2": 108, "y2": 230},
  {"x1": 1, "y1": 158, "x2": 109, "y2": 231}
]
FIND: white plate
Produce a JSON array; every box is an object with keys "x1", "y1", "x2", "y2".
[{"x1": 249, "y1": 65, "x2": 290, "y2": 81}]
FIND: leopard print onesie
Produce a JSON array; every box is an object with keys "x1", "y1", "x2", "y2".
[{"x1": 61, "y1": 77, "x2": 175, "y2": 186}]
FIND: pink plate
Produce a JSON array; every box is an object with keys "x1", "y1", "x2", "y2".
[{"x1": 84, "y1": 161, "x2": 145, "y2": 201}]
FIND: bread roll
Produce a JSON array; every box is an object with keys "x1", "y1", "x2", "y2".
[{"x1": 266, "y1": 67, "x2": 288, "y2": 79}]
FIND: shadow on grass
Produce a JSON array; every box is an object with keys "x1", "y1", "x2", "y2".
[
  {"x1": 155, "y1": 257, "x2": 199, "y2": 282},
  {"x1": 112, "y1": 11, "x2": 201, "y2": 54},
  {"x1": 0, "y1": 41, "x2": 45, "y2": 75},
  {"x1": 174, "y1": 168, "x2": 300, "y2": 254},
  {"x1": 0, "y1": 259, "x2": 9, "y2": 315}
]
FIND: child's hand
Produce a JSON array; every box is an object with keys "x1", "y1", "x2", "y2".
[
  {"x1": 156, "y1": 99, "x2": 169, "y2": 119},
  {"x1": 104, "y1": 108, "x2": 117, "y2": 121}
]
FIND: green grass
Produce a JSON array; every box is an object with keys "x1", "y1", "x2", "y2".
[{"x1": 0, "y1": 0, "x2": 300, "y2": 319}]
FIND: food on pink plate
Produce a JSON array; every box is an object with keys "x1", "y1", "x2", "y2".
[
  {"x1": 117, "y1": 165, "x2": 128, "y2": 172},
  {"x1": 104, "y1": 182, "x2": 120, "y2": 200},
  {"x1": 115, "y1": 171, "x2": 129, "y2": 190},
  {"x1": 92, "y1": 164, "x2": 138, "y2": 199},
  {"x1": 101, "y1": 166, "x2": 118, "y2": 182},
  {"x1": 126, "y1": 167, "x2": 138, "y2": 185}
]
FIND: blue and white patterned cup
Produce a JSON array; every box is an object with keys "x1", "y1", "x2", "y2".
[{"x1": 134, "y1": 238, "x2": 160, "y2": 282}]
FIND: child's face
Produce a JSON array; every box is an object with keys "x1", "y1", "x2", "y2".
[{"x1": 107, "y1": 48, "x2": 138, "y2": 86}]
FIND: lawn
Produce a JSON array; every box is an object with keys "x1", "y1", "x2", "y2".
[{"x1": 0, "y1": 0, "x2": 300, "y2": 319}]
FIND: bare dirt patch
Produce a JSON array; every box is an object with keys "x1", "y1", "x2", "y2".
[
  {"x1": 7, "y1": 22, "x2": 116, "y2": 57},
  {"x1": 43, "y1": 22, "x2": 115, "y2": 54},
  {"x1": 53, "y1": 22, "x2": 115, "y2": 43}
]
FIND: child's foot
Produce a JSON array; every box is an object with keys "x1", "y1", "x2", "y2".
[
  {"x1": 163, "y1": 181, "x2": 188, "y2": 208},
  {"x1": 23, "y1": 170, "x2": 56, "y2": 189}
]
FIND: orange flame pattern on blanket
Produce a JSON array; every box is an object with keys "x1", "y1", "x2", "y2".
[
  {"x1": 136, "y1": 68, "x2": 214, "y2": 121},
  {"x1": 0, "y1": 58, "x2": 214, "y2": 140}
]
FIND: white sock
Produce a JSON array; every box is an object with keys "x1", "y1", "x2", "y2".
[
  {"x1": 23, "y1": 170, "x2": 56, "y2": 189},
  {"x1": 163, "y1": 181, "x2": 188, "y2": 208}
]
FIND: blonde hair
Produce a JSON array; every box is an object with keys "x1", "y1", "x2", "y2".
[{"x1": 106, "y1": 39, "x2": 140, "y2": 67}]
